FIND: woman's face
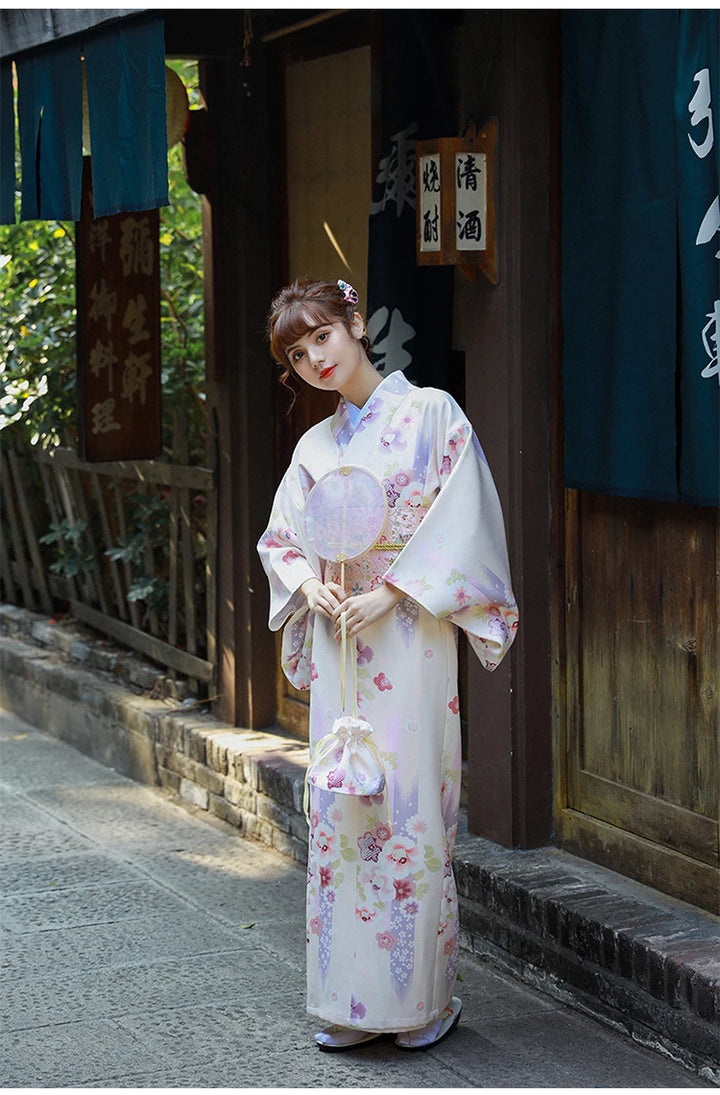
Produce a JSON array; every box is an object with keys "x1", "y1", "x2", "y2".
[{"x1": 285, "y1": 313, "x2": 365, "y2": 395}]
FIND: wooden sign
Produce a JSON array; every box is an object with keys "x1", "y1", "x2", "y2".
[
  {"x1": 416, "y1": 118, "x2": 498, "y2": 285},
  {"x1": 76, "y1": 158, "x2": 162, "y2": 461}
]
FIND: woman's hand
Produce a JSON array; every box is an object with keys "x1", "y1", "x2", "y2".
[
  {"x1": 301, "y1": 577, "x2": 347, "y2": 620},
  {"x1": 332, "y1": 582, "x2": 404, "y2": 640}
]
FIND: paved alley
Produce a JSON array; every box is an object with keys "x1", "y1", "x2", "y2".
[{"x1": 0, "y1": 710, "x2": 710, "y2": 1088}]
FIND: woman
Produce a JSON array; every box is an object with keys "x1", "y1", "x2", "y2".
[{"x1": 258, "y1": 277, "x2": 518, "y2": 1051}]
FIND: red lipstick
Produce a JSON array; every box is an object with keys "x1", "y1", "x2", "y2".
[{"x1": 319, "y1": 366, "x2": 336, "y2": 380}]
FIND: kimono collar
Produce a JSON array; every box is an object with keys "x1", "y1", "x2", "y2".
[{"x1": 332, "y1": 371, "x2": 414, "y2": 451}]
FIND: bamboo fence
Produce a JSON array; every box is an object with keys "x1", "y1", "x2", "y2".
[{"x1": 0, "y1": 430, "x2": 217, "y2": 689}]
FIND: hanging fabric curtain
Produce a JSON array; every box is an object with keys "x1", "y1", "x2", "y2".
[
  {"x1": 561, "y1": 10, "x2": 680, "y2": 502},
  {"x1": 0, "y1": 58, "x2": 15, "y2": 223},
  {"x1": 0, "y1": 60, "x2": 14, "y2": 224},
  {"x1": 8, "y1": 14, "x2": 167, "y2": 223},
  {"x1": 562, "y1": 10, "x2": 719, "y2": 507},
  {"x1": 83, "y1": 16, "x2": 168, "y2": 218},
  {"x1": 16, "y1": 36, "x2": 83, "y2": 221},
  {"x1": 675, "y1": 9, "x2": 719, "y2": 507},
  {"x1": 366, "y1": 11, "x2": 454, "y2": 388}
]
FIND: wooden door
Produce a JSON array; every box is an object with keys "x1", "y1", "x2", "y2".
[
  {"x1": 268, "y1": 27, "x2": 374, "y2": 739},
  {"x1": 557, "y1": 490, "x2": 719, "y2": 912}
]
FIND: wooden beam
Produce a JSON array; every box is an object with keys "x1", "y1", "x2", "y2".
[
  {"x1": 35, "y1": 446, "x2": 214, "y2": 492},
  {"x1": 462, "y1": 11, "x2": 556, "y2": 849},
  {"x1": 261, "y1": 10, "x2": 347, "y2": 43},
  {"x1": 199, "y1": 54, "x2": 276, "y2": 729},
  {"x1": 557, "y1": 808, "x2": 720, "y2": 915},
  {"x1": 71, "y1": 600, "x2": 214, "y2": 683}
]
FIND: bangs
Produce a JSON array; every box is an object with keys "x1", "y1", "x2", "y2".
[{"x1": 270, "y1": 300, "x2": 335, "y2": 364}]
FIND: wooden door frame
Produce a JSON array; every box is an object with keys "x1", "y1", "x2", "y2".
[
  {"x1": 196, "y1": 49, "x2": 277, "y2": 731},
  {"x1": 460, "y1": 11, "x2": 559, "y2": 850},
  {"x1": 166, "y1": 11, "x2": 379, "y2": 734},
  {"x1": 264, "y1": 13, "x2": 379, "y2": 740}
]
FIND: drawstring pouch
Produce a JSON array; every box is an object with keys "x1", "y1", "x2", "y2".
[
  {"x1": 303, "y1": 612, "x2": 386, "y2": 822},
  {"x1": 306, "y1": 715, "x2": 385, "y2": 798}
]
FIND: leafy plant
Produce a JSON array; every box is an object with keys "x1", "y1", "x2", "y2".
[
  {"x1": 104, "y1": 490, "x2": 189, "y2": 632},
  {"x1": 0, "y1": 224, "x2": 77, "y2": 446},
  {"x1": 38, "y1": 518, "x2": 95, "y2": 578},
  {"x1": 105, "y1": 491, "x2": 171, "y2": 562},
  {"x1": 126, "y1": 576, "x2": 169, "y2": 615}
]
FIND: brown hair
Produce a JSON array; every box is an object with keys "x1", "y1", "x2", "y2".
[{"x1": 267, "y1": 278, "x2": 367, "y2": 389}]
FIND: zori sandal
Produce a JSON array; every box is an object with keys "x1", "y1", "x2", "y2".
[
  {"x1": 395, "y1": 996, "x2": 463, "y2": 1050},
  {"x1": 314, "y1": 1025, "x2": 383, "y2": 1052}
]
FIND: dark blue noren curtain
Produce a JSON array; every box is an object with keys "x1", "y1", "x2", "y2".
[
  {"x1": 83, "y1": 16, "x2": 168, "y2": 217},
  {"x1": 562, "y1": 10, "x2": 719, "y2": 507},
  {"x1": 11, "y1": 15, "x2": 167, "y2": 223},
  {"x1": 562, "y1": 11, "x2": 680, "y2": 502},
  {"x1": 367, "y1": 11, "x2": 454, "y2": 388},
  {"x1": 16, "y1": 37, "x2": 84, "y2": 221},
  {"x1": 1, "y1": 59, "x2": 16, "y2": 223},
  {"x1": 675, "y1": 10, "x2": 719, "y2": 507}
]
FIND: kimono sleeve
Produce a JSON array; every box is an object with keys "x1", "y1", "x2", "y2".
[
  {"x1": 383, "y1": 399, "x2": 519, "y2": 671},
  {"x1": 257, "y1": 463, "x2": 322, "y2": 690}
]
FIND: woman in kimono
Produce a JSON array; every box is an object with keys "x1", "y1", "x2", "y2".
[{"x1": 258, "y1": 277, "x2": 518, "y2": 1051}]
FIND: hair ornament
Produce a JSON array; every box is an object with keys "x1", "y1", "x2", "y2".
[{"x1": 337, "y1": 279, "x2": 359, "y2": 305}]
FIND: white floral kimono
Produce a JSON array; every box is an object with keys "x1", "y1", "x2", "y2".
[{"x1": 258, "y1": 371, "x2": 518, "y2": 1033}]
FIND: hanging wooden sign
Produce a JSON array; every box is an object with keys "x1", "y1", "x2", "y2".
[
  {"x1": 76, "y1": 158, "x2": 162, "y2": 461},
  {"x1": 416, "y1": 118, "x2": 498, "y2": 285}
]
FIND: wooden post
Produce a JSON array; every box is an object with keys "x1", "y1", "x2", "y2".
[
  {"x1": 90, "y1": 471, "x2": 127, "y2": 620},
  {"x1": 171, "y1": 406, "x2": 198, "y2": 690},
  {"x1": 6, "y1": 448, "x2": 53, "y2": 614},
  {"x1": 112, "y1": 480, "x2": 140, "y2": 629},
  {"x1": 204, "y1": 407, "x2": 218, "y2": 693},
  {"x1": 1, "y1": 450, "x2": 36, "y2": 610},
  {"x1": 460, "y1": 11, "x2": 557, "y2": 848},
  {"x1": 196, "y1": 55, "x2": 276, "y2": 729}
]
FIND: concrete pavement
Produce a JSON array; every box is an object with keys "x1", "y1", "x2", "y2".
[{"x1": 0, "y1": 709, "x2": 711, "y2": 1088}]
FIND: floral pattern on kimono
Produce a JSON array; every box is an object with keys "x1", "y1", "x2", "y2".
[{"x1": 258, "y1": 371, "x2": 518, "y2": 1032}]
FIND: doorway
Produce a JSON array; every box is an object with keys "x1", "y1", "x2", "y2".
[{"x1": 269, "y1": 25, "x2": 375, "y2": 737}]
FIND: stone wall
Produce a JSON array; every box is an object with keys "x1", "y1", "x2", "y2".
[{"x1": 0, "y1": 605, "x2": 309, "y2": 865}]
